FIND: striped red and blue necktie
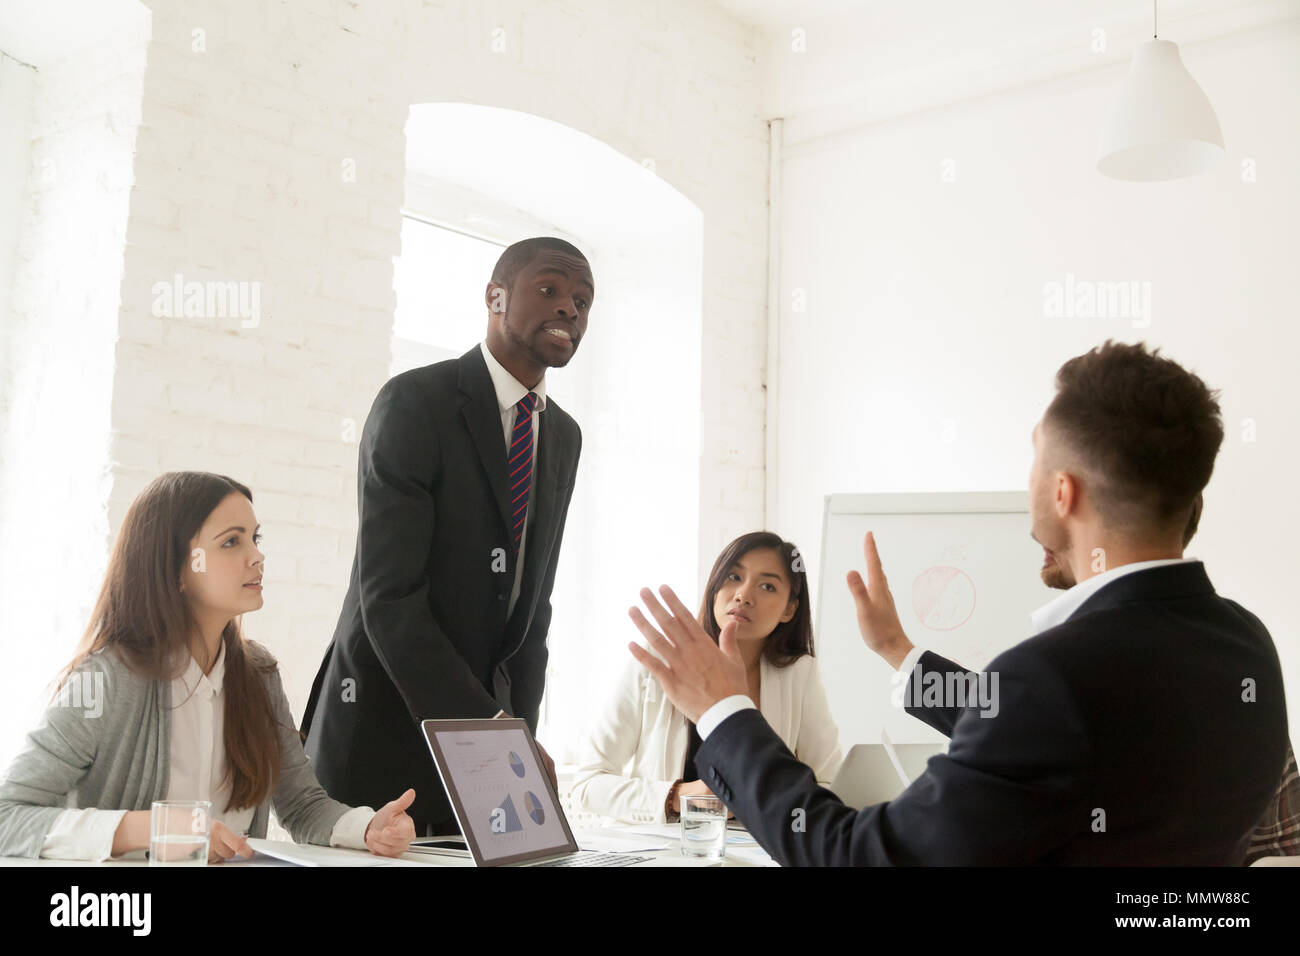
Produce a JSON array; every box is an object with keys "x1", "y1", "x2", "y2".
[{"x1": 508, "y1": 391, "x2": 538, "y2": 556}]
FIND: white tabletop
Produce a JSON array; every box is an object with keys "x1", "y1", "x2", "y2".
[{"x1": 0, "y1": 822, "x2": 773, "y2": 867}]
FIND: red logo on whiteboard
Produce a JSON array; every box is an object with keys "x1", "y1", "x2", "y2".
[{"x1": 911, "y1": 566, "x2": 977, "y2": 631}]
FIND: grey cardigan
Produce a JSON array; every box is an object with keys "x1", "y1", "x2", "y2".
[{"x1": 0, "y1": 640, "x2": 354, "y2": 859}]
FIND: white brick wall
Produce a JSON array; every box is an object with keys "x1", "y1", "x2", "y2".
[
  {"x1": 109, "y1": 0, "x2": 769, "y2": 716},
  {"x1": 0, "y1": 15, "x2": 150, "y2": 766},
  {"x1": 0, "y1": 53, "x2": 35, "y2": 414}
]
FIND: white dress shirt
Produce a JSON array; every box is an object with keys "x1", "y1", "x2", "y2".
[
  {"x1": 41, "y1": 641, "x2": 373, "y2": 860},
  {"x1": 700, "y1": 557, "x2": 1200, "y2": 740},
  {"x1": 478, "y1": 339, "x2": 547, "y2": 622}
]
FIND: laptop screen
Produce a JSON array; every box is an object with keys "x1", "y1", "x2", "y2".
[{"x1": 422, "y1": 718, "x2": 578, "y2": 866}]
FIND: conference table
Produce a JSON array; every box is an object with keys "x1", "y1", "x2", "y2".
[{"x1": 0, "y1": 821, "x2": 773, "y2": 868}]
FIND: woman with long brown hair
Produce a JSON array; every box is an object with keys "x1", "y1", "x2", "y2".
[
  {"x1": 570, "y1": 531, "x2": 842, "y2": 824},
  {"x1": 0, "y1": 471, "x2": 415, "y2": 861}
]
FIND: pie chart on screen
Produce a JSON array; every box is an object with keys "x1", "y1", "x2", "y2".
[
  {"x1": 524, "y1": 791, "x2": 545, "y2": 825},
  {"x1": 508, "y1": 751, "x2": 526, "y2": 778}
]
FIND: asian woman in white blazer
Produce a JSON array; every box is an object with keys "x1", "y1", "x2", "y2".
[{"x1": 570, "y1": 531, "x2": 843, "y2": 825}]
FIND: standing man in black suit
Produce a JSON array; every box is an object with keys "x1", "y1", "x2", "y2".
[
  {"x1": 303, "y1": 237, "x2": 590, "y2": 835},
  {"x1": 627, "y1": 340, "x2": 1290, "y2": 864}
]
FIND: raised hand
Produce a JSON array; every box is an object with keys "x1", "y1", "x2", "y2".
[
  {"x1": 846, "y1": 532, "x2": 914, "y2": 670},
  {"x1": 627, "y1": 585, "x2": 748, "y2": 724}
]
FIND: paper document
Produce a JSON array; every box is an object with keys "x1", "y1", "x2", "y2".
[
  {"x1": 243, "y1": 838, "x2": 428, "y2": 867},
  {"x1": 727, "y1": 845, "x2": 778, "y2": 866},
  {"x1": 621, "y1": 823, "x2": 757, "y2": 847},
  {"x1": 574, "y1": 828, "x2": 670, "y2": 852}
]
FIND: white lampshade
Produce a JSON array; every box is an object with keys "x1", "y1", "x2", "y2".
[{"x1": 1098, "y1": 39, "x2": 1225, "y2": 181}]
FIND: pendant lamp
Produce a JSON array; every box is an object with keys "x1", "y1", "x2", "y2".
[{"x1": 1097, "y1": 3, "x2": 1225, "y2": 181}]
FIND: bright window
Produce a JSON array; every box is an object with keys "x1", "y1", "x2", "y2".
[{"x1": 392, "y1": 216, "x2": 504, "y2": 361}]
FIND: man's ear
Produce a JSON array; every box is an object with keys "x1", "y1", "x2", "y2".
[
  {"x1": 1055, "y1": 471, "x2": 1078, "y2": 518},
  {"x1": 486, "y1": 280, "x2": 507, "y2": 315},
  {"x1": 1182, "y1": 492, "x2": 1204, "y2": 548}
]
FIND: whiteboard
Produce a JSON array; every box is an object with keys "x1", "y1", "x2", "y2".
[{"x1": 814, "y1": 492, "x2": 1056, "y2": 749}]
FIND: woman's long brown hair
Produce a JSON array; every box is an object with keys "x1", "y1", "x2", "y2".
[{"x1": 59, "y1": 471, "x2": 280, "y2": 811}]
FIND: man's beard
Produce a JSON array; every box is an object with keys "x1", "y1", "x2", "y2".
[
  {"x1": 1039, "y1": 540, "x2": 1075, "y2": 590},
  {"x1": 1040, "y1": 563, "x2": 1073, "y2": 590},
  {"x1": 503, "y1": 313, "x2": 549, "y2": 367},
  {"x1": 1038, "y1": 521, "x2": 1074, "y2": 590}
]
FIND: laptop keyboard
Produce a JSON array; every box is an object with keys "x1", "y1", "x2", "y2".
[{"x1": 533, "y1": 852, "x2": 655, "y2": 867}]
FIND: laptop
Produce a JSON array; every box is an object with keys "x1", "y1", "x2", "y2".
[
  {"x1": 831, "y1": 740, "x2": 947, "y2": 809},
  {"x1": 420, "y1": 717, "x2": 718, "y2": 867}
]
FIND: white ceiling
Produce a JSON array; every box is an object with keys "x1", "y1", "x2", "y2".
[
  {"x1": 0, "y1": 0, "x2": 148, "y2": 68},
  {"x1": 713, "y1": 0, "x2": 1300, "y2": 138},
  {"x1": 714, "y1": 0, "x2": 1289, "y2": 39}
]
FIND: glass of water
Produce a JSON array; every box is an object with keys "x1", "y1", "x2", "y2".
[
  {"x1": 149, "y1": 800, "x2": 211, "y2": 866},
  {"x1": 680, "y1": 793, "x2": 726, "y2": 860}
]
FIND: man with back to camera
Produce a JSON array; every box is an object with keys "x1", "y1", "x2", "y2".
[
  {"x1": 627, "y1": 340, "x2": 1289, "y2": 864},
  {"x1": 878, "y1": 486, "x2": 1300, "y2": 864},
  {"x1": 303, "y1": 237, "x2": 590, "y2": 835}
]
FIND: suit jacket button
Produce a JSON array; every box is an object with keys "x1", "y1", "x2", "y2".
[{"x1": 497, "y1": 592, "x2": 505, "y2": 601}]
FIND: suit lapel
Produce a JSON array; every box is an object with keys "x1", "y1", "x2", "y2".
[
  {"x1": 528, "y1": 404, "x2": 562, "y2": 563},
  {"x1": 458, "y1": 347, "x2": 514, "y2": 537}
]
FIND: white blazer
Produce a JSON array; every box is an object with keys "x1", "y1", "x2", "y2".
[{"x1": 570, "y1": 653, "x2": 843, "y2": 825}]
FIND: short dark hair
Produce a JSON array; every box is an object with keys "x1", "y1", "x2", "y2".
[
  {"x1": 696, "y1": 531, "x2": 814, "y2": 667},
  {"x1": 490, "y1": 236, "x2": 587, "y2": 292},
  {"x1": 1044, "y1": 340, "x2": 1224, "y2": 532}
]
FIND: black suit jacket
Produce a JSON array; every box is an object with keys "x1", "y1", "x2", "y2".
[
  {"x1": 696, "y1": 562, "x2": 1290, "y2": 865},
  {"x1": 301, "y1": 345, "x2": 581, "y2": 827}
]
